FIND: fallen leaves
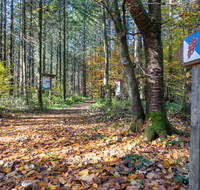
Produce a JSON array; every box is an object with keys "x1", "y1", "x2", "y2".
[{"x1": 0, "y1": 103, "x2": 190, "y2": 189}]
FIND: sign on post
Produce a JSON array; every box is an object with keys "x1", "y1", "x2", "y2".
[
  {"x1": 42, "y1": 76, "x2": 51, "y2": 90},
  {"x1": 176, "y1": 29, "x2": 200, "y2": 190},
  {"x1": 41, "y1": 73, "x2": 56, "y2": 102}
]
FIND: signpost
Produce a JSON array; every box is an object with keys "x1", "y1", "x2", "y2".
[
  {"x1": 176, "y1": 29, "x2": 200, "y2": 190},
  {"x1": 41, "y1": 73, "x2": 56, "y2": 102}
]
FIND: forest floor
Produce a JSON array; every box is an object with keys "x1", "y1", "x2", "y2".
[{"x1": 0, "y1": 100, "x2": 190, "y2": 190}]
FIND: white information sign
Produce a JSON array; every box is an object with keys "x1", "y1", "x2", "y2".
[
  {"x1": 43, "y1": 76, "x2": 51, "y2": 90},
  {"x1": 116, "y1": 82, "x2": 121, "y2": 95}
]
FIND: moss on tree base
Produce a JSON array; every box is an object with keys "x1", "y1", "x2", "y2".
[{"x1": 143, "y1": 111, "x2": 183, "y2": 141}]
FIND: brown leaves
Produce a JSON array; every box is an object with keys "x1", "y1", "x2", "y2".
[{"x1": 0, "y1": 104, "x2": 190, "y2": 189}]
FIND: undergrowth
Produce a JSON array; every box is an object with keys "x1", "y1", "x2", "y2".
[{"x1": 0, "y1": 90, "x2": 87, "y2": 112}]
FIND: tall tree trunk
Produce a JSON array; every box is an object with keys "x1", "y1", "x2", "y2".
[
  {"x1": 82, "y1": 14, "x2": 86, "y2": 97},
  {"x1": 50, "y1": 30, "x2": 53, "y2": 74},
  {"x1": 126, "y1": 0, "x2": 180, "y2": 140},
  {"x1": 22, "y1": 0, "x2": 28, "y2": 105},
  {"x1": 38, "y1": 0, "x2": 43, "y2": 107},
  {"x1": 56, "y1": 44, "x2": 58, "y2": 87},
  {"x1": 3, "y1": 0, "x2": 6, "y2": 67},
  {"x1": 102, "y1": 5, "x2": 111, "y2": 106},
  {"x1": 63, "y1": 0, "x2": 66, "y2": 100},
  {"x1": 9, "y1": 0, "x2": 14, "y2": 96},
  {"x1": 31, "y1": 46, "x2": 35, "y2": 87},
  {"x1": 42, "y1": 0, "x2": 46, "y2": 73},
  {"x1": 66, "y1": 7, "x2": 69, "y2": 95},
  {"x1": 59, "y1": 9, "x2": 62, "y2": 90},
  {"x1": 29, "y1": 0, "x2": 33, "y2": 88},
  {"x1": 73, "y1": 35, "x2": 76, "y2": 94},
  {"x1": 107, "y1": 0, "x2": 145, "y2": 132},
  {"x1": 0, "y1": 0, "x2": 3, "y2": 61}
]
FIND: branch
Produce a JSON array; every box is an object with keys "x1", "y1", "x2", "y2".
[
  {"x1": 161, "y1": 13, "x2": 183, "y2": 26},
  {"x1": 134, "y1": 62, "x2": 171, "y2": 79},
  {"x1": 122, "y1": 0, "x2": 127, "y2": 37},
  {"x1": 95, "y1": 0, "x2": 119, "y2": 33}
]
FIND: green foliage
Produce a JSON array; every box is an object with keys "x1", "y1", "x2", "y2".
[
  {"x1": 174, "y1": 172, "x2": 188, "y2": 184},
  {"x1": 124, "y1": 154, "x2": 150, "y2": 170},
  {"x1": 29, "y1": 91, "x2": 87, "y2": 109},
  {"x1": 166, "y1": 102, "x2": 182, "y2": 115},
  {"x1": 0, "y1": 90, "x2": 87, "y2": 111},
  {"x1": 0, "y1": 61, "x2": 12, "y2": 95}
]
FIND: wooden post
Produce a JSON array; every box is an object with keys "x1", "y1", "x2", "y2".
[
  {"x1": 49, "y1": 76, "x2": 52, "y2": 103},
  {"x1": 189, "y1": 65, "x2": 200, "y2": 190},
  {"x1": 41, "y1": 73, "x2": 56, "y2": 103}
]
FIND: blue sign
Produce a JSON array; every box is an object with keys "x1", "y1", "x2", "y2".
[{"x1": 183, "y1": 31, "x2": 200, "y2": 63}]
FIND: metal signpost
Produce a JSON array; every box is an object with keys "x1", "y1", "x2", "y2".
[
  {"x1": 176, "y1": 29, "x2": 200, "y2": 190},
  {"x1": 41, "y1": 73, "x2": 56, "y2": 102}
]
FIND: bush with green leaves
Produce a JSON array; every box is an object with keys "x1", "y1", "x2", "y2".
[{"x1": 0, "y1": 61, "x2": 12, "y2": 96}]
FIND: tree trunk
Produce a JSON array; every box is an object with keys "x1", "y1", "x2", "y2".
[
  {"x1": 102, "y1": 5, "x2": 111, "y2": 106},
  {"x1": 3, "y1": 0, "x2": 6, "y2": 67},
  {"x1": 126, "y1": 0, "x2": 179, "y2": 140},
  {"x1": 63, "y1": 0, "x2": 66, "y2": 100},
  {"x1": 50, "y1": 30, "x2": 53, "y2": 75},
  {"x1": 42, "y1": 0, "x2": 46, "y2": 74},
  {"x1": 59, "y1": 9, "x2": 62, "y2": 90},
  {"x1": 73, "y1": 35, "x2": 76, "y2": 94},
  {"x1": 22, "y1": 0, "x2": 28, "y2": 105},
  {"x1": 0, "y1": 0, "x2": 3, "y2": 61},
  {"x1": 82, "y1": 14, "x2": 86, "y2": 97},
  {"x1": 29, "y1": 0, "x2": 33, "y2": 88},
  {"x1": 9, "y1": 0, "x2": 14, "y2": 96},
  {"x1": 66, "y1": 6, "x2": 69, "y2": 95},
  {"x1": 38, "y1": 0, "x2": 43, "y2": 107},
  {"x1": 108, "y1": 0, "x2": 145, "y2": 132}
]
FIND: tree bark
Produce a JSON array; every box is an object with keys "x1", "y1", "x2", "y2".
[
  {"x1": 42, "y1": 0, "x2": 46, "y2": 74},
  {"x1": 82, "y1": 14, "x2": 87, "y2": 97},
  {"x1": 22, "y1": 0, "x2": 28, "y2": 105},
  {"x1": 3, "y1": 0, "x2": 6, "y2": 67},
  {"x1": 0, "y1": 0, "x2": 3, "y2": 62},
  {"x1": 38, "y1": 0, "x2": 43, "y2": 107},
  {"x1": 59, "y1": 9, "x2": 62, "y2": 90},
  {"x1": 126, "y1": 0, "x2": 180, "y2": 140},
  {"x1": 63, "y1": 0, "x2": 66, "y2": 100},
  {"x1": 107, "y1": 0, "x2": 145, "y2": 132},
  {"x1": 102, "y1": 5, "x2": 111, "y2": 106},
  {"x1": 73, "y1": 35, "x2": 76, "y2": 94},
  {"x1": 9, "y1": 0, "x2": 14, "y2": 96},
  {"x1": 50, "y1": 30, "x2": 53, "y2": 75}
]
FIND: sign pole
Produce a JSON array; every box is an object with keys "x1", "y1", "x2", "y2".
[
  {"x1": 49, "y1": 77, "x2": 52, "y2": 103},
  {"x1": 189, "y1": 65, "x2": 200, "y2": 190},
  {"x1": 41, "y1": 73, "x2": 56, "y2": 104}
]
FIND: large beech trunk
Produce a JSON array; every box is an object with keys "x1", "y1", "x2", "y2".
[
  {"x1": 108, "y1": 0, "x2": 145, "y2": 132},
  {"x1": 126, "y1": 0, "x2": 180, "y2": 140}
]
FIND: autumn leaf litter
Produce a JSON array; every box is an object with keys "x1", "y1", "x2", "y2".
[{"x1": 0, "y1": 102, "x2": 190, "y2": 190}]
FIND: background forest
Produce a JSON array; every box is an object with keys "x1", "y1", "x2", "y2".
[{"x1": 0, "y1": 0, "x2": 193, "y2": 110}]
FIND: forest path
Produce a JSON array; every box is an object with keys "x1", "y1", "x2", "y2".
[{"x1": 0, "y1": 100, "x2": 190, "y2": 190}]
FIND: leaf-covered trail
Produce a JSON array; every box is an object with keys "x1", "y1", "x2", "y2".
[{"x1": 0, "y1": 102, "x2": 190, "y2": 190}]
